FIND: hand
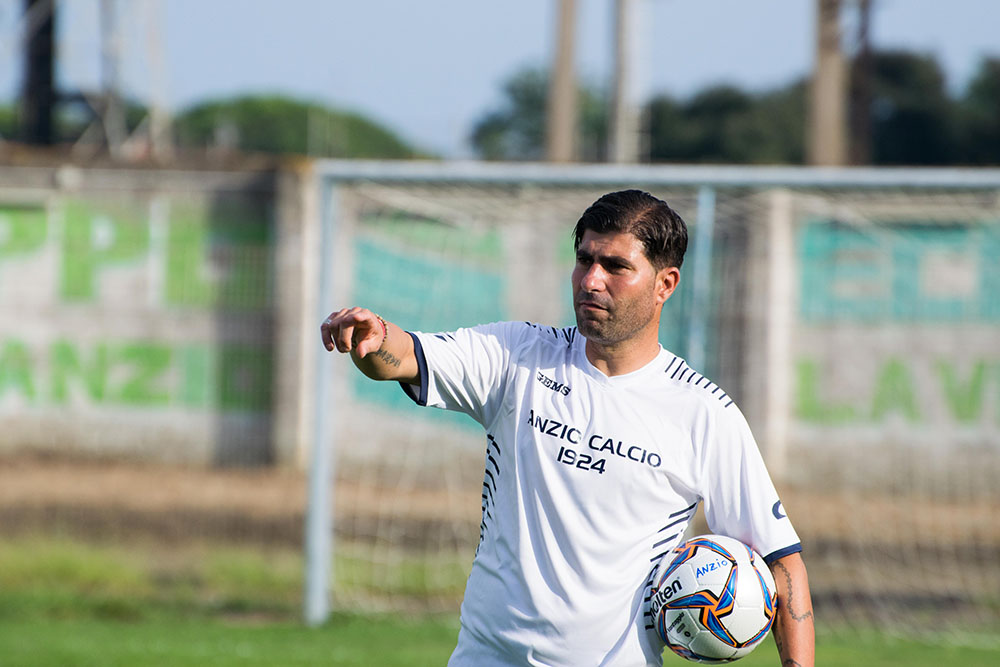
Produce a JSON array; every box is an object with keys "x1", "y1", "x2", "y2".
[{"x1": 320, "y1": 307, "x2": 387, "y2": 358}]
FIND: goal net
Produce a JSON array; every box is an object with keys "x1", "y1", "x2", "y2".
[{"x1": 316, "y1": 163, "x2": 1000, "y2": 641}]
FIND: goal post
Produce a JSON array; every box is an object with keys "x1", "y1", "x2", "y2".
[
  {"x1": 304, "y1": 178, "x2": 338, "y2": 626},
  {"x1": 306, "y1": 160, "x2": 1000, "y2": 640}
]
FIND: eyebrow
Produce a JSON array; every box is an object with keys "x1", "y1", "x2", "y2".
[{"x1": 576, "y1": 248, "x2": 635, "y2": 267}]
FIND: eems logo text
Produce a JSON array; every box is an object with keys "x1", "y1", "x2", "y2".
[{"x1": 536, "y1": 371, "x2": 570, "y2": 396}]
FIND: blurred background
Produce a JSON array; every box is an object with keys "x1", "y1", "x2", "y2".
[
  {"x1": 0, "y1": 1, "x2": 998, "y2": 665},
  {"x1": 2, "y1": 0, "x2": 999, "y2": 164}
]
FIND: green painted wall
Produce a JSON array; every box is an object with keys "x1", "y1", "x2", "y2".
[{"x1": 0, "y1": 195, "x2": 274, "y2": 416}]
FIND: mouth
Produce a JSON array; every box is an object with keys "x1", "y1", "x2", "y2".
[{"x1": 576, "y1": 299, "x2": 609, "y2": 313}]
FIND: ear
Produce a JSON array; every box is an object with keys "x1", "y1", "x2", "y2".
[{"x1": 654, "y1": 266, "x2": 681, "y2": 305}]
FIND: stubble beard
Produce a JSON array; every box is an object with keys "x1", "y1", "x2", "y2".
[{"x1": 575, "y1": 291, "x2": 658, "y2": 347}]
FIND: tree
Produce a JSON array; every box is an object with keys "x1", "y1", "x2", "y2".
[
  {"x1": 173, "y1": 96, "x2": 421, "y2": 159},
  {"x1": 471, "y1": 69, "x2": 548, "y2": 161},
  {"x1": 679, "y1": 86, "x2": 756, "y2": 162},
  {"x1": 644, "y1": 94, "x2": 686, "y2": 162},
  {"x1": 0, "y1": 105, "x2": 17, "y2": 140},
  {"x1": 470, "y1": 68, "x2": 607, "y2": 162},
  {"x1": 863, "y1": 50, "x2": 955, "y2": 165},
  {"x1": 744, "y1": 82, "x2": 808, "y2": 163},
  {"x1": 54, "y1": 93, "x2": 149, "y2": 143},
  {"x1": 647, "y1": 82, "x2": 806, "y2": 164},
  {"x1": 957, "y1": 58, "x2": 1000, "y2": 165}
]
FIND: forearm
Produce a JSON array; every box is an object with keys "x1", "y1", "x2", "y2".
[
  {"x1": 769, "y1": 553, "x2": 815, "y2": 667},
  {"x1": 350, "y1": 319, "x2": 418, "y2": 383}
]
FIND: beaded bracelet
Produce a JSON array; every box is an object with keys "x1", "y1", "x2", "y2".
[{"x1": 374, "y1": 313, "x2": 388, "y2": 348}]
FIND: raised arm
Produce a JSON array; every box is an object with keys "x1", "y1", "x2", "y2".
[
  {"x1": 320, "y1": 307, "x2": 420, "y2": 385},
  {"x1": 768, "y1": 552, "x2": 815, "y2": 667}
]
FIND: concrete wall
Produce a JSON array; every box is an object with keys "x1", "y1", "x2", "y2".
[
  {"x1": 741, "y1": 189, "x2": 1000, "y2": 483},
  {"x1": 3, "y1": 161, "x2": 997, "y2": 474},
  {"x1": 0, "y1": 162, "x2": 313, "y2": 466}
]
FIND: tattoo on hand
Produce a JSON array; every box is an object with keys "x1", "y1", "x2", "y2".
[
  {"x1": 773, "y1": 561, "x2": 813, "y2": 623},
  {"x1": 372, "y1": 348, "x2": 402, "y2": 368}
]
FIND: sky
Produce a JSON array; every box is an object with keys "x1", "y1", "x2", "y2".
[{"x1": 0, "y1": 0, "x2": 998, "y2": 157}]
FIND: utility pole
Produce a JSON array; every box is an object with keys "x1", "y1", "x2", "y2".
[
  {"x1": 546, "y1": 0, "x2": 577, "y2": 163},
  {"x1": 849, "y1": 0, "x2": 873, "y2": 165},
  {"x1": 19, "y1": 0, "x2": 56, "y2": 145},
  {"x1": 101, "y1": 0, "x2": 126, "y2": 158},
  {"x1": 143, "y1": 0, "x2": 173, "y2": 161},
  {"x1": 608, "y1": 0, "x2": 641, "y2": 163},
  {"x1": 808, "y1": 0, "x2": 848, "y2": 166}
]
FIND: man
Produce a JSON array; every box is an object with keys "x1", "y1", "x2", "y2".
[{"x1": 321, "y1": 190, "x2": 814, "y2": 666}]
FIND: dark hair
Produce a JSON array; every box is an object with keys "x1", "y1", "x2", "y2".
[{"x1": 572, "y1": 189, "x2": 688, "y2": 270}]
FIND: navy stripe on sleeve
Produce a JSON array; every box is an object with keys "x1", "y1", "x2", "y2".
[
  {"x1": 399, "y1": 332, "x2": 429, "y2": 406},
  {"x1": 763, "y1": 542, "x2": 802, "y2": 564}
]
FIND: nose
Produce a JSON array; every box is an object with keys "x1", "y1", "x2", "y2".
[{"x1": 579, "y1": 262, "x2": 606, "y2": 292}]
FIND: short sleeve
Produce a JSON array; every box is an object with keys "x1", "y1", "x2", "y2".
[
  {"x1": 400, "y1": 321, "x2": 525, "y2": 427},
  {"x1": 698, "y1": 403, "x2": 801, "y2": 564}
]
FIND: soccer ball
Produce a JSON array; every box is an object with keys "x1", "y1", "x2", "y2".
[{"x1": 649, "y1": 534, "x2": 777, "y2": 663}]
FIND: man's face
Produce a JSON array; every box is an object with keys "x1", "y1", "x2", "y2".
[{"x1": 571, "y1": 229, "x2": 676, "y2": 346}]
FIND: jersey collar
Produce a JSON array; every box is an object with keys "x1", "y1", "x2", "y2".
[{"x1": 573, "y1": 337, "x2": 675, "y2": 387}]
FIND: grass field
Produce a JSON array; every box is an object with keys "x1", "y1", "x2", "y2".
[
  {"x1": 2, "y1": 538, "x2": 998, "y2": 666},
  {"x1": 2, "y1": 614, "x2": 998, "y2": 667}
]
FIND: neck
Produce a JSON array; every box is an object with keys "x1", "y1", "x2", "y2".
[{"x1": 584, "y1": 329, "x2": 662, "y2": 377}]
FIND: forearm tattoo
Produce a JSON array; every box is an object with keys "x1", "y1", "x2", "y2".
[
  {"x1": 782, "y1": 660, "x2": 804, "y2": 667},
  {"x1": 372, "y1": 348, "x2": 402, "y2": 368},
  {"x1": 773, "y1": 561, "x2": 813, "y2": 623}
]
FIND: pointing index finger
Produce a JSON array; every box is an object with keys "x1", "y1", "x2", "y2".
[{"x1": 321, "y1": 309, "x2": 348, "y2": 352}]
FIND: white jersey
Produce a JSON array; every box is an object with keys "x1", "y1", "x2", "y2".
[{"x1": 400, "y1": 322, "x2": 800, "y2": 667}]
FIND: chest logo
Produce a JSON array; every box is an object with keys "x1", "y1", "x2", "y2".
[{"x1": 536, "y1": 371, "x2": 571, "y2": 396}]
